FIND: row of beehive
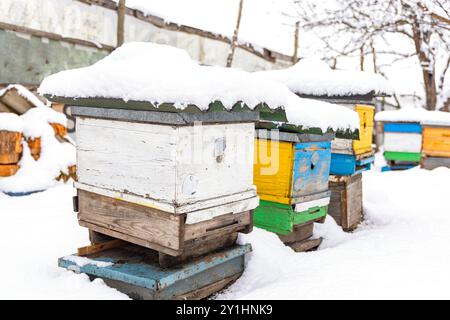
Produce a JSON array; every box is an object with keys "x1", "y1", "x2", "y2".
[
  {"x1": 47, "y1": 43, "x2": 388, "y2": 300},
  {"x1": 380, "y1": 119, "x2": 450, "y2": 170}
]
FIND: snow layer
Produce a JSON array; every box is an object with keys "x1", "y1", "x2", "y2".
[
  {"x1": 0, "y1": 185, "x2": 129, "y2": 300},
  {"x1": 0, "y1": 113, "x2": 24, "y2": 132},
  {"x1": 0, "y1": 108, "x2": 75, "y2": 193},
  {"x1": 1, "y1": 166, "x2": 450, "y2": 299},
  {"x1": 376, "y1": 108, "x2": 450, "y2": 126},
  {"x1": 257, "y1": 58, "x2": 394, "y2": 97},
  {"x1": 39, "y1": 42, "x2": 359, "y2": 132},
  {"x1": 63, "y1": 256, "x2": 113, "y2": 268},
  {"x1": 218, "y1": 167, "x2": 450, "y2": 300}
]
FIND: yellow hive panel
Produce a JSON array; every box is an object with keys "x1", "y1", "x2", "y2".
[
  {"x1": 253, "y1": 139, "x2": 294, "y2": 204},
  {"x1": 422, "y1": 127, "x2": 450, "y2": 157},
  {"x1": 353, "y1": 105, "x2": 374, "y2": 155}
]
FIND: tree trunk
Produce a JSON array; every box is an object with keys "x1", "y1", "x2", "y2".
[
  {"x1": 226, "y1": 0, "x2": 244, "y2": 67},
  {"x1": 412, "y1": 23, "x2": 437, "y2": 110},
  {"x1": 117, "y1": 0, "x2": 126, "y2": 47},
  {"x1": 292, "y1": 21, "x2": 300, "y2": 64}
]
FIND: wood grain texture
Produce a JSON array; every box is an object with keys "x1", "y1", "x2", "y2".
[
  {"x1": 77, "y1": 189, "x2": 184, "y2": 254},
  {"x1": 78, "y1": 190, "x2": 252, "y2": 257},
  {"x1": 254, "y1": 139, "x2": 294, "y2": 204},
  {"x1": 278, "y1": 222, "x2": 313, "y2": 244},
  {"x1": 289, "y1": 237, "x2": 322, "y2": 252},
  {"x1": 422, "y1": 127, "x2": 450, "y2": 157},
  {"x1": 329, "y1": 174, "x2": 363, "y2": 231},
  {"x1": 0, "y1": 131, "x2": 22, "y2": 164},
  {"x1": 76, "y1": 118, "x2": 256, "y2": 212}
]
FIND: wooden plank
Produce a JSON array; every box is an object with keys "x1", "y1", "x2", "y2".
[
  {"x1": 78, "y1": 239, "x2": 126, "y2": 256},
  {"x1": 289, "y1": 238, "x2": 322, "y2": 253},
  {"x1": 175, "y1": 273, "x2": 241, "y2": 300},
  {"x1": 422, "y1": 127, "x2": 450, "y2": 157},
  {"x1": 77, "y1": 189, "x2": 184, "y2": 254},
  {"x1": 278, "y1": 222, "x2": 313, "y2": 244},
  {"x1": 159, "y1": 233, "x2": 238, "y2": 268},
  {"x1": 79, "y1": 220, "x2": 181, "y2": 257}
]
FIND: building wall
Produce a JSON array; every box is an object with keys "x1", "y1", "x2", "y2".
[
  {"x1": 0, "y1": 0, "x2": 291, "y2": 85},
  {"x1": 0, "y1": 29, "x2": 109, "y2": 84}
]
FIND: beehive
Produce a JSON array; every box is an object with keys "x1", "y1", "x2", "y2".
[
  {"x1": 422, "y1": 125, "x2": 450, "y2": 158},
  {"x1": 253, "y1": 130, "x2": 332, "y2": 236},
  {"x1": 383, "y1": 122, "x2": 422, "y2": 163}
]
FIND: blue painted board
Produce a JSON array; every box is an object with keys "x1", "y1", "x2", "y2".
[
  {"x1": 292, "y1": 141, "x2": 331, "y2": 197},
  {"x1": 384, "y1": 123, "x2": 422, "y2": 133},
  {"x1": 381, "y1": 164, "x2": 416, "y2": 172},
  {"x1": 59, "y1": 244, "x2": 251, "y2": 300},
  {"x1": 330, "y1": 153, "x2": 374, "y2": 176}
]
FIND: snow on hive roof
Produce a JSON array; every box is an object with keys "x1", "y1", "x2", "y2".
[
  {"x1": 39, "y1": 42, "x2": 359, "y2": 134},
  {"x1": 0, "y1": 113, "x2": 24, "y2": 132},
  {"x1": 375, "y1": 108, "x2": 450, "y2": 126},
  {"x1": 257, "y1": 58, "x2": 395, "y2": 98}
]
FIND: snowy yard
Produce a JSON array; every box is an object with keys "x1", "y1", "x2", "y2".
[{"x1": 1, "y1": 164, "x2": 449, "y2": 300}]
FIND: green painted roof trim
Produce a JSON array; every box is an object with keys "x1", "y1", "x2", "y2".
[{"x1": 45, "y1": 95, "x2": 358, "y2": 139}]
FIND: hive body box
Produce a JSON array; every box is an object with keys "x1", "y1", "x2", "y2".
[
  {"x1": 421, "y1": 123, "x2": 450, "y2": 169},
  {"x1": 383, "y1": 122, "x2": 422, "y2": 168},
  {"x1": 328, "y1": 174, "x2": 363, "y2": 231},
  {"x1": 67, "y1": 103, "x2": 259, "y2": 259},
  {"x1": 330, "y1": 104, "x2": 375, "y2": 175},
  {"x1": 253, "y1": 130, "x2": 331, "y2": 241}
]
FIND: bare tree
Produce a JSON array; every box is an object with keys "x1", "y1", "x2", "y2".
[
  {"x1": 227, "y1": 0, "x2": 245, "y2": 67},
  {"x1": 293, "y1": 0, "x2": 450, "y2": 110}
]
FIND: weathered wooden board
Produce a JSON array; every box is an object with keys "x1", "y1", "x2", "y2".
[
  {"x1": 58, "y1": 243, "x2": 251, "y2": 300},
  {"x1": 329, "y1": 174, "x2": 363, "y2": 231},
  {"x1": 421, "y1": 156, "x2": 450, "y2": 170},
  {"x1": 422, "y1": 126, "x2": 450, "y2": 157},
  {"x1": 77, "y1": 190, "x2": 252, "y2": 257},
  {"x1": 278, "y1": 222, "x2": 313, "y2": 244},
  {"x1": 76, "y1": 118, "x2": 256, "y2": 213},
  {"x1": 289, "y1": 237, "x2": 323, "y2": 253},
  {"x1": 384, "y1": 132, "x2": 422, "y2": 153}
]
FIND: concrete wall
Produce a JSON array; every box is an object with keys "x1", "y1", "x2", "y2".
[
  {"x1": 0, "y1": 29, "x2": 108, "y2": 85},
  {"x1": 0, "y1": 0, "x2": 291, "y2": 85}
]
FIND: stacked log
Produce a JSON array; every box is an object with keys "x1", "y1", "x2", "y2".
[{"x1": 0, "y1": 130, "x2": 22, "y2": 177}]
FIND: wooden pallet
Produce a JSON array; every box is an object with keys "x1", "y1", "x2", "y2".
[
  {"x1": 329, "y1": 174, "x2": 363, "y2": 232},
  {"x1": 76, "y1": 189, "x2": 253, "y2": 262},
  {"x1": 59, "y1": 243, "x2": 251, "y2": 300}
]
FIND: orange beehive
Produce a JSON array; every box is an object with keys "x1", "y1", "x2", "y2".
[{"x1": 422, "y1": 126, "x2": 450, "y2": 158}]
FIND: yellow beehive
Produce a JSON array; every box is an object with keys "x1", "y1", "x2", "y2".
[
  {"x1": 353, "y1": 105, "x2": 374, "y2": 155},
  {"x1": 422, "y1": 126, "x2": 450, "y2": 157}
]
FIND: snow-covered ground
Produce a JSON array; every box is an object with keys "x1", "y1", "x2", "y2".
[{"x1": 1, "y1": 165, "x2": 449, "y2": 299}]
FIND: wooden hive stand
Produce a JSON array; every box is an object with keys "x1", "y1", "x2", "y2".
[{"x1": 328, "y1": 174, "x2": 363, "y2": 232}]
